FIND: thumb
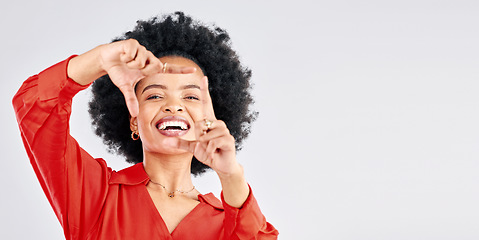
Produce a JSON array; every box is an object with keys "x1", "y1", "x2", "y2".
[{"x1": 163, "y1": 138, "x2": 198, "y2": 153}]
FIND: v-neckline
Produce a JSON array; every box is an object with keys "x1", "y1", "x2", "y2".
[{"x1": 142, "y1": 184, "x2": 203, "y2": 237}]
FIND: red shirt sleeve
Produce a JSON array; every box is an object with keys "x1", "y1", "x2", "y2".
[
  {"x1": 221, "y1": 185, "x2": 279, "y2": 239},
  {"x1": 12, "y1": 56, "x2": 112, "y2": 240}
]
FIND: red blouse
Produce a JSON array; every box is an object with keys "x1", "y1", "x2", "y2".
[{"x1": 13, "y1": 56, "x2": 278, "y2": 240}]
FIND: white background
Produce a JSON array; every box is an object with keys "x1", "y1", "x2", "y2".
[{"x1": 1, "y1": 0, "x2": 479, "y2": 239}]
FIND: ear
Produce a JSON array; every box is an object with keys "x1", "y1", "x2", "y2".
[{"x1": 130, "y1": 116, "x2": 138, "y2": 132}]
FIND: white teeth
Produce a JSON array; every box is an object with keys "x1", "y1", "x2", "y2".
[{"x1": 158, "y1": 121, "x2": 188, "y2": 130}]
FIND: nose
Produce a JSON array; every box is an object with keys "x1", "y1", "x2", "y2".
[{"x1": 162, "y1": 102, "x2": 184, "y2": 114}]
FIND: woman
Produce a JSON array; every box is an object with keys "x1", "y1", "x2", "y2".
[{"x1": 13, "y1": 12, "x2": 278, "y2": 239}]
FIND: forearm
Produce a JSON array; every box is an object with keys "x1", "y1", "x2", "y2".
[
  {"x1": 67, "y1": 45, "x2": 106, "y2": 86},
  {"x1": 219, "y1": 164, "x2": 250, "y2": 208},
  {"x1": 220, "y1": 166, "x2": 279, "y2": 238}
]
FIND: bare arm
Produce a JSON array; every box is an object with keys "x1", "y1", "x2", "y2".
[{"x1": 67, "y1": 45, "x2": 107, "y2": 86}]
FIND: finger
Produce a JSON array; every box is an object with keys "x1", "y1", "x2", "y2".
[
  {"x1": 196, "y1": 120, "x2": 228, "y2": 140},
  {"x1": 163, "y1": 138, "x2": 197, "y2": 153},
  {"x1": 195, "y1": 119, "x2": 213, "y2": 136},
  {"x1": 119, "y1": 39, "x2": 141, "y2": 63},
  {"x1": 119, "y1": 85, "x2": 139, "y2": 117},
  {"x1": 207, "y1": 135, "x2": 236, "y2": 154},
  {"x1": 125, "y1": 45, "x2": 148, "y2": 69},
  {"x1": 199, "y1": 128, "x2": 231, "y2": 143},
  {"x1": 140, "y1": 52, "x2": 163, "y2": 76},
  {"x1": 161, "y1": 62, "x2": 196, "y2": 74},
  {"x1": 194, "y1": 118, "x2": 215, "y2": 141},
  {"x1": 193, "y1": 117, "x2": 216, "y2": 137},
  {"x1": 195, "y1": 122, "x2": 204, "y2": 142},
  {"x1": 200, "y1": 76, "x2": 216, "y2": 120},
  {"x1": 205, "y1": 139, "x2": 218, "y2": 161},
  {"x1": 205, "y1": 138, "x2": 224, "y2": 162},
  {"x1": 194, "y1": 141, "x2": 210, "y2": 164}
]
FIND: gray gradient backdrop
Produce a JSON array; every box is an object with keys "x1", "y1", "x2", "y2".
[{"x1": 2, "y1": 0, "x2": 479, "y2": 239}]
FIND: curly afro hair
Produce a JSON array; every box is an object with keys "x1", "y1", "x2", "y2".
[{"x1": 88, "y1": 12, "x2": 257, "y2": 176}]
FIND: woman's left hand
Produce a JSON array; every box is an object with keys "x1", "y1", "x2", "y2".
[
  {"x1": 166, "y1": 76, "x2": 241, "y2": 177},
  {"x1": 165, "y1": 76, "x2": 250, "y2": 207}
]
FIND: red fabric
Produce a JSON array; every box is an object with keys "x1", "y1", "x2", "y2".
[{"x1": 13, "y1": 56, "x2": 279, "y2": 240}]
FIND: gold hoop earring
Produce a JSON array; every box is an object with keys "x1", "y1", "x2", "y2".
[{"x1": 131, "y1": 131, "x2": 140, "y2": 141}]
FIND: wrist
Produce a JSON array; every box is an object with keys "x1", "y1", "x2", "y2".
[
  {"x1": 67, "y1": 45, "x2": 107, "y2": 86},
  {"x1": 95, "y1": 44, "x2": 110, "y2": 73},
  {"x1": 217, "y1": 163, "x2": 244, "y2": 181},
  {"x1": 218, "y1": 164, "x2": 249, "y2": 208}
]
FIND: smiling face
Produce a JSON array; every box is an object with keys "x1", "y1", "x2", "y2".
[{"x1": 132, "y1": 56, "x2": 205, "y2": 155}]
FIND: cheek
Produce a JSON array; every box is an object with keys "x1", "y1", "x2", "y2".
[
  {"x1": 186, "y1": 105, "x2": 204, "y2": 121},
  {"x1": 136, "y1": 106, "x2": 158, "y2": 133},
  {"x1": 136, "y1": 119, "x2": 150, "y2": 139}
]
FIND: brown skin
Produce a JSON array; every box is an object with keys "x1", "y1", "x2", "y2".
[{"x1": 67, "y1": 40, "x2": 249, "y2": 233}]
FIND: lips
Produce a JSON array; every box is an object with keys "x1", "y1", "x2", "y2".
[{"x1": 155, "y1": 116, "x2": 191, "y2": 137}]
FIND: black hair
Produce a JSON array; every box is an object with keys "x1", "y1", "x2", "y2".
[{"x1": 88, "y1": 12, "x2": 257, "y2": 176}]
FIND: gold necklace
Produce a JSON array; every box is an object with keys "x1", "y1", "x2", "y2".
[{"x1": 149, "y1": 179, "x2": 195, "y2": 198}]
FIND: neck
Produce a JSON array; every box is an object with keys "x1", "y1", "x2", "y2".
[{"x1": 143, "y1": 151, "x2": 194, "y2": 191}]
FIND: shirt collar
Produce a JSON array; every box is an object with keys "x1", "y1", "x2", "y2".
[
  {"x1": 109, "y1": 162, "x2": 150, "y2": 185},
  {"x1": 198, "y1": 193, "x2": 224, "y2": 210},
  {"x1": 109, "y1": 162, "x2": 224, "y2": 210}
]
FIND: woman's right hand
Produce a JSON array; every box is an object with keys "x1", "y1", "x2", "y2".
[
  {"x1": 99, "y1": 39, "x2": 196, "y2": 117},
  {"x1": 68, "y1": 39, "x2": 196, "y2": 117}
]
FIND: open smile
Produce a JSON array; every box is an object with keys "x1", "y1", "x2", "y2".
[{"x1": 155, "y1": 116, "x2": 191, "y2": 137}]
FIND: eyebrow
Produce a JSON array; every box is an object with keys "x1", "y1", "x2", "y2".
[
  {"x1": 141, "y1": 84, "x2": 200, "y2": 94},
  {"x1": 182, "y1": 84, "x2": 201, "y2": 90}
]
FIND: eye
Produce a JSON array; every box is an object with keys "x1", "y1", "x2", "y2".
[
  {"x1": 146, "y1": 94, "x2": 163, "y2": 100},
  {"x1": 184, "y1": 95, "x2": 200, "y2": 101}
]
